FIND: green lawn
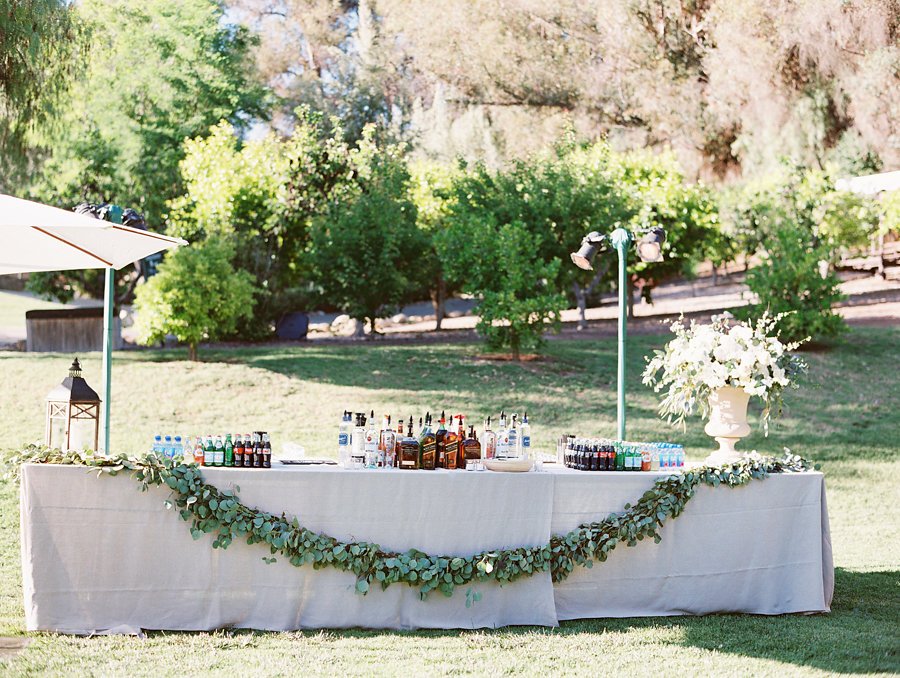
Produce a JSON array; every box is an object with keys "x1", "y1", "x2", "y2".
[
  {"x1": 0, "y1": 327, "x2": 898, "y2": 676},
  {"x1": 0, "y1": 290, "x2": 66, "y2": 331}
]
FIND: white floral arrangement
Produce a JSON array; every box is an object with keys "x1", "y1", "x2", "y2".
[{"x1": 642, "y1": 312, "x2": 808, "y2": 432}]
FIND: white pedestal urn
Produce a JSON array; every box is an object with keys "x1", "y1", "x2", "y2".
[{"x1": 704, "y1": 385, "x2": 751, "y2": 465}]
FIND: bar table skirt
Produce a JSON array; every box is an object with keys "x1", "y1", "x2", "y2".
[{"x1": 19, "y1": 463, "x2": 833, "y2": 633}]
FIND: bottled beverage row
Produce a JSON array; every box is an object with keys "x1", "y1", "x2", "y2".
[
  {"x1": 338, "y1": 410, "x2": 532, "y2": 470},
  {"x1": 152, "y1": 432, "x2": 272, "y2": 468},
  {"x1": 563, "y1": 437, "x2": 685, "y2": 472}
]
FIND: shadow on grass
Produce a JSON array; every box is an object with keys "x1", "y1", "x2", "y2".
[{"x1": 139, "y1": 569, "x2": 895, "y2": 674}]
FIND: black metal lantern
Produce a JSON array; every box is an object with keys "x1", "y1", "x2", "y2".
[{"x1": 45, "y1": 358, "x2": 101, "y2": 452}]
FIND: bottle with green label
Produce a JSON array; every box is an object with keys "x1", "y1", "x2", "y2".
[{"x1": 224, "y1": 434, "x2": 234, "y2": 467}]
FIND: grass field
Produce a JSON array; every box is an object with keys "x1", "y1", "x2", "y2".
[
  {"x1": 0, "y1": 327, "x2": 898, "y2": 676},
  {"x1": 0, "y1": 290, "x2": 66, "y2": 331}
]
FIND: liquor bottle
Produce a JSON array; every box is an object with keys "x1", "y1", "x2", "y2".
[
  {"x1": 496, "y1": 412, "x2": 509, "y2": 459},
  {"x1": 364, "y1": 411, "x2": 378, "y2": 468},
  {"x1": 399, "y1": 417, "x2": 419, "y2": 469},
  {"x1": 351, "y1": 413, "x2": 366, "y2": 467},
  {"x1": 440, "y1": 415, "x2": 456, "y2": 470},
  {"x1": 508, "y1": 414, "x2": 519, "y2": 457},
  {"x1": 480, "y1": 417, "x2": 497, "y2": 459},
  {"x1": 262, "y1": 433, "x2": 272, "y2": 468},
  {"x1": 434, "y1": 411, "x2": 448, "y2": 468},
  {"x1": 224, "y1": 433, "x2": 234, "y2": 467},
  {"x1": 380, "y1": 415, "x2": 396, "y2": 469},
  {"x1": 418, "y1": 414, "x2": 436, "y2": 470},
  {"x1": 193, "y1": 436, "x2": 204, "y2": 466},
  {"x1": 394, "y1": 415, "x2": 404, "y2": 468},
  {"x1": 233, "y1": 434, "x2": 244, "y2": 467},
  {"x1": 463, "y1": 424, "x2": 481, "y2": 465},
  {"x1": 520, "y1": 413, "x2": 531, "y2": 459},
  {"x1": 455, "y1": 415, "x2": 467, "y2": 468},
  {"x1": 338, "y1": 411, "x2": 352, "y2": 467}
]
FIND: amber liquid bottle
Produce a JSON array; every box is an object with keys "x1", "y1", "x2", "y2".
[
  {"x1": 399, "y1": 417, "x2": 419, "y2": 469},
  {"x1": 463, "y1": 424, "x2": 482, "y2": 463},
  {"x1": 443, "y1": 416, "x2": 459, "y2": 470},
  {"x1": 455, "y1": 415, "x2": 467, "y2": 468},
  {"x1": 434, "y1": 411, "x2": 448, "y2": 468},
  {"x1": 418, "y1": 414, "x2": 437, "y2": 470}
]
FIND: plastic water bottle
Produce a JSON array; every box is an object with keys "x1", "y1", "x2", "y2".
[
  {"x1": 152, "y1": 435, "x2": 162, "y2": 456},
  {"x1": 173, "y1": 435, "x2": 183, "y2": 458},
  {"x1": 675, "y1": 444, "x2": 685, "y2": 468},
  {"x1": 163, "y1": 435, "x2": 173, "y2": 458}
]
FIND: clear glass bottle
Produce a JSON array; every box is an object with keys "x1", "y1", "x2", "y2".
[
  {"x1": 509, "y1": 413, "x2": 520, "y2": 457},
  {"x1": 351, "y1": 413, "x2": 366, "y2": 467},
  {"x1": 480, "y1": 416, "x2": 497, "y2": 459},
  {"x1": 495, "y1": 412, "x2": 509, "y2": 459},
  {"x1": 520, "y1": 413, "x2": 531, "y2": 460},
  {"x1": 338, "y1": 411, "x2": 352, "y2": 467},
  {"x1": 364, "y1": 411, "x2": 378, "y2": 468}
]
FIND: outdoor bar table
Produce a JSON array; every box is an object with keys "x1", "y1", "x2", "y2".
[{"x1": 19, "y1": 462, "x2": 833, "y2": 633}]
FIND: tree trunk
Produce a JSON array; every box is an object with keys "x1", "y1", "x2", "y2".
[
  {"x1": 511, "y1": 333, "x2": 521, "y2": 361},
  {"x1": 573, "y1": 258, "x2": 611, "y2": 330},
  {"x1": 188, "y1": 342, "x2": 198, "y2": 361},
  {"x1": 355, "y1": 318, "x2": 367, "y2": 339},
  {"x1": 573, "y1": 282, "x2": 587, "y2": 331},
  {"x1": 626, "y1": 275, "x2": 635, "y2": 319},
  {"x1": 432, "y1": 275, "x2": 447, "y2": 331}
]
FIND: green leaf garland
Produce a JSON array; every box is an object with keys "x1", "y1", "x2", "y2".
[{"x1": 4, "y1": 446, "x2": 815, "y2": 600}]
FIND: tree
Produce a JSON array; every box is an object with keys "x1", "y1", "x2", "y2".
[
  {"x1": 0, "y1": 0, "x2": 86, "y2": 186},
  {"x1": 133, "y1": 239, "x2": 256, "y2": 360},
  {"x1": 307, "y1": 135, "x2": 427, "y2": 334},
  {"x1": 28, "y1": 0, "x2": 269, "y2": 227},
  {"x1": 167, "y1": 109, "x2": 367, "y2": 332}
]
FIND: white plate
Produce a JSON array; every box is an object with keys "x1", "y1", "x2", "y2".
[{"x1": 484, "y1": 458, "x2": 533, "y2": 473}]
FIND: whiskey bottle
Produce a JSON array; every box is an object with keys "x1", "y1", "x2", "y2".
[
  {"x1": 443, "y1": 415, "x2": 459, "y2": 470},
  {"x1": 435, "y1": 411, "x2": 448, "y2": 468},
  {"x1": 463, "y1": 424, "x2": 481, "y2": 464},
  {"x1": 418, "y1": 414, "x2": 437, "y2": 470},
  {"x1": 455, "y1": 415, "x2": 467, "y2": 468},
  {"x1": 399, "y1": 416, "x2": 419, "y2": 469},
  {"x1": 480, "y1": 417, "x2": 497, "y2": 459}
]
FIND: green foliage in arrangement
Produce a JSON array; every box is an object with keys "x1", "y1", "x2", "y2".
[
  {"x1": 5, "y1": 446, "x2": 815, "y2": 601},
  {"x1": 307, "y1": 133, "x2": 428, "y2": 332},
  {"x1": 133, "y1": 239, "x2": 256, "y2": 360}
]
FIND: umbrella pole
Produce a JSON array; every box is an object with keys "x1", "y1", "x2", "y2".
[{"x1": 101, "y1": 267, "x2": 114, "y2": 454}]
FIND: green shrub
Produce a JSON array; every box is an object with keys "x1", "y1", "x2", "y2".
[
  {"x1": 738, "y1": 226, "x2": 846, "y2": 343},
  {"x1": 134, "y1": 239, "x2": 256, "y2": 360}
]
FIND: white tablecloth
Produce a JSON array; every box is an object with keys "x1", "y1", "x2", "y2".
[{"x1": 19, "y1": 463, "x2": 832, "y2": 632}]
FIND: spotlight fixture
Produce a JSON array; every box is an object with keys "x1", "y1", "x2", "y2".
[
  {"x1": 570, "y1": 231, "x2": 606, "y2": 271},
  {"x1": 637, "y1": 227, "x2": 666, "y2": 263}
]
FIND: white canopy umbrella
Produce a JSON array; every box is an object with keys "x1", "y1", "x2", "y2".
[{"x1": 0, "y1": 193, "x2": 186, "y2": 452}]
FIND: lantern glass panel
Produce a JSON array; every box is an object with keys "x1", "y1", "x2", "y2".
[
  {"x1": 68, "y1": 418, "x2": 98, "y2": 452},
  {"x1": 48, "y1": 414, "x2": 67, "y2": 450}
]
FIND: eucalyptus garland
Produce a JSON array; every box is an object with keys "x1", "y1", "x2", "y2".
[{"x1": 5, "y1": 446, "x2": 815, "y2": 601}]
